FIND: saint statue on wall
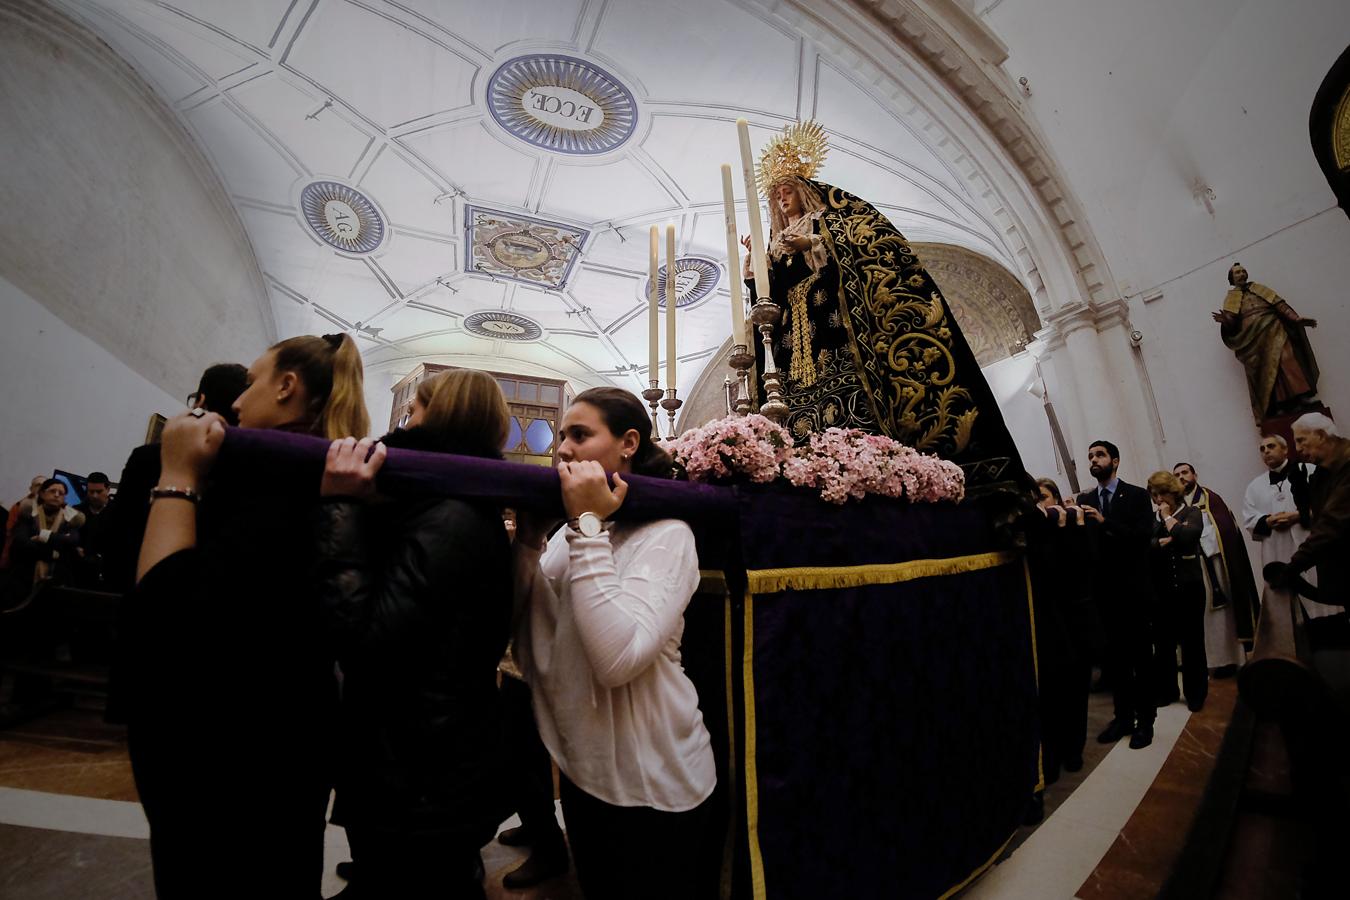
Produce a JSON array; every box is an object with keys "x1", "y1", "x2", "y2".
[{"x1": 1211, "y1": 263, "x2": 1321, "y2": 423}]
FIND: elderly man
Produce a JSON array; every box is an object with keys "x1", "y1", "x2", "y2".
[
  {"x1": 1268, "y1": 413, "x2": 1350, "y2": 610},
  {"x1": 1244, "y1": 435, "x2": 1338, "y2": 619}
]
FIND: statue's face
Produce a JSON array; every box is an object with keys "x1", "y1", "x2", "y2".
[
  {"x1": 1230, "y1": 265, "x2": 1248, "y2": 286},
  {"x1": 773, "y1": 182, "x2": 802, "y2": 218}
]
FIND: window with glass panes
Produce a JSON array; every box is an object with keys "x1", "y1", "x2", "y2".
[{"x1": 388, "y1": 364, "x2": 570, "y2": 466}]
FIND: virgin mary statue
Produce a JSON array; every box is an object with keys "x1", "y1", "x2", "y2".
[{"x1": 744, "y1": 122, "x2": 1028, "y2": 493}]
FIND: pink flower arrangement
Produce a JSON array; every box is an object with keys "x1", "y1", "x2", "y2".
[
  {"x1": 670, "y1": 416, "x2": 965, "y2": 505},
  {"x1": 782, "y1": 427, "x2": 965, "y2": 505},
  {"x1": 668, "y1": 414, "x2": 794, "y2": 484}
]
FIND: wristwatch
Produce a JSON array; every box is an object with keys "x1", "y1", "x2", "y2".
[{"x1": 568, "y1": 511, "x2": 604, "y2": 537}]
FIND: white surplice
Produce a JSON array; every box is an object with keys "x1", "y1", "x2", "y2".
[{"x1": 1242, "y1": 463, "x2": 1339, "y2": 619}]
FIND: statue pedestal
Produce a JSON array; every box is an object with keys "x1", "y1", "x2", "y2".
[{"x1": 1259, "y1": 404, "x2": 1334, "y2": 462}]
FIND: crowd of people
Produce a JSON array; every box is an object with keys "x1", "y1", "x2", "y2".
[
  {"x1": 1, "y1": 324, "x2": 1347, "y2": 898},
  {"x1": 1025, "y1": 420, "x2": 1349, "y2": 820},
  {"x1": 0, "y1": 332, "x2": 716, "y2": 900}
]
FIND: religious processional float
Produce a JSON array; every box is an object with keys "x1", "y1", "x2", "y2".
[{"x1": 216, "y1": 120, "x2": 1041, "y2": 899}]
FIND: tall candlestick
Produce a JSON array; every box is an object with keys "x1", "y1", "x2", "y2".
[
  {"x1": 720, "y1": 164, "x2": 747, "y2": 347},
  {"x1": 736, "y1": 118, "x2": 771, "y2": 303},
  {"x1": 665, "y1": 224, "x2": 677, "y2": 390},
  {"x1": 648, "y1": 226, "x2": 659, "y2": 381}
]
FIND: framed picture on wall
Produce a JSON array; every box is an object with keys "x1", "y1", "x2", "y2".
[{"x1": 145, "y1": 413, "x2": 167, "y2": 444}]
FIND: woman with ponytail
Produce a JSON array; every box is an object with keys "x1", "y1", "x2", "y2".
[
  {"x1": 125, "y1": 333, "x2": 369, "y2": 898},
  {"x1": 514, "y1": 387, "x2": 718, "y2": 900}
]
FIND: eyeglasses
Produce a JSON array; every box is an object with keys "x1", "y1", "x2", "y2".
[{"x1": 186, "y1": 392, "x2": 202, "y2": 408}]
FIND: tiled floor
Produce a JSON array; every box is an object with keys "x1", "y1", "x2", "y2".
[{"x1": 0, "y1": 682, "x2": 1193, "y2": 899}]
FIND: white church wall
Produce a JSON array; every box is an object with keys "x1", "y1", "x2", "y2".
[
  {"x1": 985, "y1": 0, "x2": 1350, "y2": 515},
  {"x1": 0, "y1": 274, "x2": 179, "y2": 498},
  {"x1": 0, "y1": 3, "x2": 274, "y2": 407},
  {"x1": 981, "y1": 354, "x2": 1063, "y2": 489}
]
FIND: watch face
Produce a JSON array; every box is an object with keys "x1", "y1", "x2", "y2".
[{"x1": 578, "y1": 512, "x2": 602, "y2": 537}]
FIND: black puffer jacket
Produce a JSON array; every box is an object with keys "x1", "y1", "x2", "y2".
[{"x1": 312, "y1": 426, "x2": 513, "y2": 844}]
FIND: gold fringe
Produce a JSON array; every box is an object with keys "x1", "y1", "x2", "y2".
[
  {"x1": 743, "y1": 595, "x2": 767, "y2": 900},
  {"x1": 937, "y1": 829, "x2": 1019, "y2": 900},
  {"x1": 720, "y1": 593, "x2": 738, "y2": 900},
  {"x1": 745, "y1": 551, "x2": 1016, "y2": 594},
  {"x1": 1024, "y1": 560, "x2": 1046, "y2": 793}
]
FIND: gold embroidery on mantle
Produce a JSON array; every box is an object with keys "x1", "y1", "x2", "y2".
[
  {"x1": 817, "y1": 189, "x2": 978, "y2": 455},
  {"x1": 786, "y1": 273, "x2": 820, "y2": 386}
]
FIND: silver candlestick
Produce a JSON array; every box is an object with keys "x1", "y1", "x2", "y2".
[
  {"x1": 642, "y1": 380, "x2": 664, "y2": 440},
  {"x1": 727, "y1": 342, "x2": 755, "y2": 416},
  {"x1": 750, "y1": 298, "x2": 788, "y2": 423},
  {"x1": 660, "y1": 387, "x2": 683, "y2": 439},
  {"x1": 722, "y1": 376, "x2": 734, "y2": 416}
]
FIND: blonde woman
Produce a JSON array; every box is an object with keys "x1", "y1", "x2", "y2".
[
  {"x1": 315, "y1": 369, "x2": 515, "y2": 899},
  {"x1": 1146, "y1": 470, "x2": 1208, "y2": 713}
]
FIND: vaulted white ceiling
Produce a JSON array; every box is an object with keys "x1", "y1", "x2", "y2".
[{"x1": 55, "y1": 0, "x2": 1021, "y2": 403}]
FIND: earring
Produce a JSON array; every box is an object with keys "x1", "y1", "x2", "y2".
[{"x1": 621, "y1": 453, "x2": 630, "y2": 461}]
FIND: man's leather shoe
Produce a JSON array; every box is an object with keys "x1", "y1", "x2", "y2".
[
  {"x1": 1063, "y1": 755, "x2": 1084, "y2": 773},
  {"x1": 1187, "y1": 699, "x2": 1205, "y2": 712},
  {"x1": 336, "y1": 861, "x2": 355, "y2": 882},
  {"x1": 498, "y1": 825, "x2": 531, "y2": 847},
  {"x1": 1211, "y1": 665, "x2": 1237, "y2": 680},
  {"x1": 1129, "y1": 726, "x2": 1154, "y2": 749},
  {"x1": 502, "y1": 844, "x2": 569, "y2": 890},
  {"x1": 1097, "y1": 719, "x2": 1134, "y2": 743}
]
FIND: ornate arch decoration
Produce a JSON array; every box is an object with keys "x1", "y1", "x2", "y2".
[{"x1": 1310, "y1": 42, "x2": 1350, "y2": 219}]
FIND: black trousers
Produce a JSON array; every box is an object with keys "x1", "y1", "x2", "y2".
[
  {"x1": 500, "y1": 674, "x2": 564, "y2": 847},
  {"x1": 1154, "y1": 582, "x2": 1208, "y2": 707},
  {"x1": 344, "y1": 823, "x2": 486, "y2": 899},
  {"x1": 130, "y1": 722, "x2": 329, "y2": 899},
  {"x1": 1101, "y1": 588, "x2": 1157, "y2": 728},
  {"x1": 559, "y1": 775, "x2": 719, "y2": 900}
]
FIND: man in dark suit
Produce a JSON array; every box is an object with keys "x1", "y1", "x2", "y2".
[{"x1": 1077, "y1": 440, "x2": 1159, "y2": 749}]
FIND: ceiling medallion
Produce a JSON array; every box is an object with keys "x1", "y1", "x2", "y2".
[
  {"x1": 487, "y1": 54, "x2": 638, "y2": 155},
  {"x1": 463, "y1": 310, "x2": 543, "y2": 343},
  {"x1": 646, "y1": 256, "x2": 722, "y2": 308},
  {"x1": 466, "y1": 206, "x2": 588, "y2": 289},
  {"x1": 299, "y1": 181, "x2": 386, "y2": 255}
]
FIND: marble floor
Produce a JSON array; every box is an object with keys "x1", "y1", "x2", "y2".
[{"x1": 0, "y1": 684, "x2": 1195, "y2": 899}]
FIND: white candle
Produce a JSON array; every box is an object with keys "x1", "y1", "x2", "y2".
[
  {"x1": 720, "y1": 164, "x2": 747, "y2": 347},
  {"x1": 666, "y1": 224, "x2": 677, "y2": 390},
  {"x1": 648, "y1": 226, "x2": 659, "y2": 382},
  {"x1": 736, "y1": 118, "x2": 771, "y2": 302}
]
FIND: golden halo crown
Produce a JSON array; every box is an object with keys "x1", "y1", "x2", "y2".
[{"x1": 756, "y1": 120, "x2": 829, "y2": 195}]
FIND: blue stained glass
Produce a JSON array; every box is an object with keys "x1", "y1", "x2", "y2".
[
  {"x1": 524, "y1": 418, "x2": 554, "y2": 454},
  {"x1": 507, "y1": 417, "x2": 523, "y2": 451}
]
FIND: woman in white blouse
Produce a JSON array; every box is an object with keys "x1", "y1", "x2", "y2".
[{"x1": 514, "y1": 387, "x2": 717, "y2": 899}]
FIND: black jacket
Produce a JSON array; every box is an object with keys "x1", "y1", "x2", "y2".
[
  {"x1": 312, "y1": 426, "x2": 513, "y2": 843},
  {"x1": 1150, "y1": 505, "x2": 1205, "y2": 590},
  {"x1": 1076, "y1": 479, "x2": 1155, "y2": 594}
]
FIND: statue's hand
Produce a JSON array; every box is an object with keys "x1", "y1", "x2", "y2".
[
  {"x1": 1301, "y1": 317, "x2": 1318, "y2": 328},
  {"x1": 1211, "y1": 310, "x2": 1235, "y2": 324}
]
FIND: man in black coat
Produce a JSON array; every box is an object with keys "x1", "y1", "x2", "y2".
[{"x1": 1076, "y1": 440, "x2": 1159, "y2": 749}]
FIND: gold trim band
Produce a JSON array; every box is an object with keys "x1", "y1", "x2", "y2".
[{"x1": 745, "y1": 550, "x2": 1016, "y2": 594}]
